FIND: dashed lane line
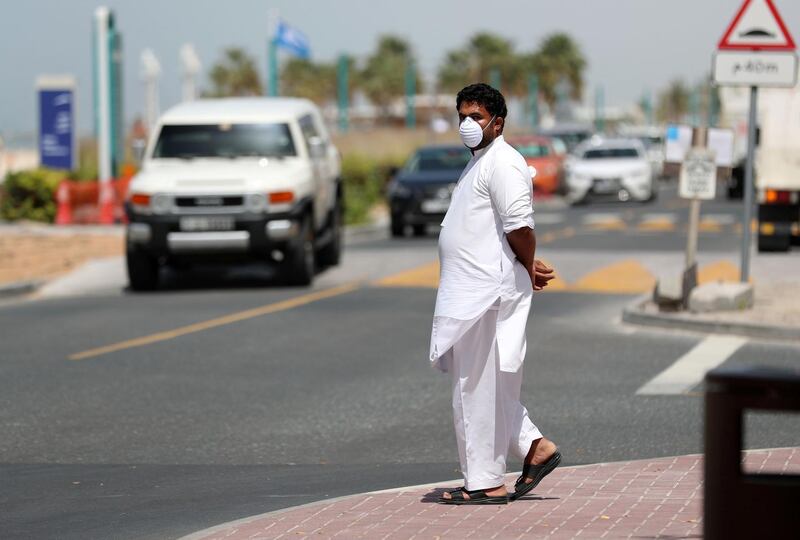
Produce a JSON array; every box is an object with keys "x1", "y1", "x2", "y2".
[
  {"x1": 636, "y1": 335, "x2": 748, "y2": 395},
  {"x1": 68, "y1": 282, "x2": 361, "y2": 361}
]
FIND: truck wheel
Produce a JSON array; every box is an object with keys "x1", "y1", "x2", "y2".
[
  {"x1": 390, "y1": 215, "x2": 405, "y2": 238},
  {"x1": 412, "y1": 224, "x2": 427, "y2": 237},
  {"x1": 285, "y1": 215, "x2": 315, "y2": 286},
  {"x1": 758, "y1": 233, "x2": 791, "y2": 252},
  {"x1": 317, "y1": 201, "x2": 342, "y2": 267},
  {"x1": 126, "y1": 248, "x2": 159, "y2": 291}
]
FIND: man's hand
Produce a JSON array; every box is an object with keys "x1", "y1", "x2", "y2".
[{"x1": 533, "y1": 259, "x2": 555, "y2": 291}]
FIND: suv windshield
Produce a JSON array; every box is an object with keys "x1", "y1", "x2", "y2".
[
  {"x1": 404, "y1": 147, "x2": 471, "y2": 173},
  {"x1": 152, "y1": 124, "x2": 296, "y2": 159},
  {"x1": 583, "y1": 147, "x2": 640, "y2": 159}
]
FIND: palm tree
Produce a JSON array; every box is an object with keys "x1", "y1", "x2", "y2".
[
  {"x1": 656, "y1": 79, "x2": 690, "y2": 123},
  {"x1": 281, "y1": 58, "x2": 337, "y2": 105},
  {"x1": 437, "y1": 33, "x2": 521, "y2": 94},
  {"x1": 205, "y1": 48, "x2": 263, "y2": 97},
  {"x1": 524, "y1": 33, "x2": 587, "y2": 107},
  {"x1": 360, "y1": 35, "x2": 420, "y2": 121}
]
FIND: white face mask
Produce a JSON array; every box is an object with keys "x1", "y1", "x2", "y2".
[{"x1": 459, "y1": 115, "x2": 496, "y2": 149}]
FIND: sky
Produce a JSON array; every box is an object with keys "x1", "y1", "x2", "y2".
[{"x1": 1, "y1": 0, "x2": 798, "y2": 141}]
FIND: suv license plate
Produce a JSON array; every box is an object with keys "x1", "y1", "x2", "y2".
[
  {"x1": 179, "y1": 216, "x2": 235, "y2": 232},
  {"x1": 421, "y1": 199, "x2": 450, "y2": 213},
  {"x1": 593, "y1": 178, "x2": 619, "y2": 194}
]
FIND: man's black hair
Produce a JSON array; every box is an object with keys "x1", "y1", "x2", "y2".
[{"x1": 456, "y1": 83, "x2": 508, "y2": 118}]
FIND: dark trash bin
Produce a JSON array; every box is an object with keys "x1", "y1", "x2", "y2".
[{"x1": 704, "y1": 365, "x2": 800, "y2": 540}]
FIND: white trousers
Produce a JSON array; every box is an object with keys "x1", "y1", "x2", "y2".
[{"x1": 451, "y1": 306, "x2": 542, "y2": 491}]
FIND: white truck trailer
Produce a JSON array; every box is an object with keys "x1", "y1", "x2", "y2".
[{"x1": 756, "y1": 84, "x2": 800, "y2": 252}]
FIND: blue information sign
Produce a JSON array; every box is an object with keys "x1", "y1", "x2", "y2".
[{"x1": 38, "y1": 88, "x2": 75, "y2": 170}]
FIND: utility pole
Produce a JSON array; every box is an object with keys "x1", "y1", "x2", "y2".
[
  {"x1": 405, "y1": 59, "x2": 416, "y2": 129},
  {"x1": 140, "y1": 49, "x2": 161, "y2": 133},
  {"x1": 528, "y1": 74, "x2": 539, "y2": 132},
  {"x1": 180, "y1": 44, "x2": 201, "y2": 102},
  {"x1": 267, "y1": 8, "x2": 279, "y2": 96},
  {"x1": 489, "y1": 68, "x2": 501, "y2": 91},
  {"x1": 337, "y1": 55, "x2": 349, "y2": 133},
  {"x1": 594, "y1": 85, "x2": 605, "y2": 133}
]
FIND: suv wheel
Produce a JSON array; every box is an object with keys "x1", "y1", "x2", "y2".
[
  {"x1": 286, "y1": 214, "x2": 315, "y2": 286},
  {"x1": 317, "y1": 200, "x2": 342, "y2": 267},
  {"x1": 412, "y1": 224, "x2": 427, "y2": 237},
  {"x1": 390, "y1": 215, "x2": 405, "y2": 237},
  {"x1": 127, "y1": 248, "x2": 159, "y2": 291}
]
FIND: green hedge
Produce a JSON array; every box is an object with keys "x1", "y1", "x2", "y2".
[
  {"x1": 341, "y1": 153, "x2": 405, "y2": 225},
  {"x1": 0, "y1": 168, "x2": 65, "y2": 223},
  {"x1": 1, "y1": 155, "x2": 406, "y2": 225}
]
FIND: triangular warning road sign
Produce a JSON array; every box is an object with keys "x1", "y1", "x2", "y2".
[{"x1": 718, "y1": 0, "x2": 796, "y2": 51}]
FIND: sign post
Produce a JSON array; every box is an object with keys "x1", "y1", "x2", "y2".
[{"x1": 713, "y1": 0, "x2": 797, "y2": 283}]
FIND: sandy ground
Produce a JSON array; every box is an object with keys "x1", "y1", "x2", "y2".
[{"x1": 0, "y1": 225, "x2": 123, "y2": 286}]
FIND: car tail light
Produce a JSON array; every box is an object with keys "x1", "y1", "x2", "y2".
[
  {"x1": 130, "y1": 193, "x2": 151, "y2": 206},
  {"x1": 765, "y1": 189, "x2": 791, "y2": 204},
  {"x1": 269, "y1": 191, "x2": 294, "y2": 204}
]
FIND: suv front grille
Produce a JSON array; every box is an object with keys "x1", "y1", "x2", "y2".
[{"x1": 175, "y1": 196, "x2": 245, "y2": 208}]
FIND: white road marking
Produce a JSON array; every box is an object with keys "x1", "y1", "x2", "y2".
[
  {"x1": 640, "y1": 213, "x2": 677, "y2": 223},
  {"x1": 701, "y1": 213, "x2": 736, "y2": 225},
  {"x1": 583, "y1": 213, "x2": 623, "y2": 224},
  {"x1": 534, "y1": 213, "x2": 566, "y2": 225},
  {"x1": 636, "y1": 335, "x2": 748, "y2": 395}
]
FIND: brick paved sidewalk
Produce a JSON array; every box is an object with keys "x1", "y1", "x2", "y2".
[{"x1": 181, "y1": 448, "x2": 798, "y2": 540}]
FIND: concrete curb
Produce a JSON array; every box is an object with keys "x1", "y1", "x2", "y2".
[
  {"x1": 622, "y1": 294, "x2": 800, "y2": 342},
  {"x1": 0, "y1": 279, "x2": 44, "y2": 299}
]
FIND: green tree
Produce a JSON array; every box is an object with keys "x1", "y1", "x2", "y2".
[
  {"x1": 205, "y1": 48, "x2": 263, "y2": 97},
  {"x1": 281, "y1": 58, "x2": 337, "y2": 104},
  {"x1": 656, "y1": 79, "x2": 690, "y2": 123},
  {"x1": 360, "y1": 35, "x2": 420, "y2": 120},
  {"x1": 523, "y1": 33, "x2": 587, "y2": 107},
  {"x1": 437, "y1": 33, "x2": 521, "y2": 95}
]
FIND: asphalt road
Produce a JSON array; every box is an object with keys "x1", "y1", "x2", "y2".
[{"x1": 1, "y1": 184, "x2": 798, "y2": 540}]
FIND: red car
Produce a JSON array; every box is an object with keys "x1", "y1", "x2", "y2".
[{"x1": 507, "y1": 136, "x2": 564, "y2": 195}]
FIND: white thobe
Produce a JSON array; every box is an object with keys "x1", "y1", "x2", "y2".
[
  {"x1": 428, "y1": 135, "x2": 542, "y2": 491},
  {"x1": 429, "y1": 135, "x2": 535, "y2": 374}
]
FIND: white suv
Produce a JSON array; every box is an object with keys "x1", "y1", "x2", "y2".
[{"x1": 125, "y1": 97, "x2": 342, "y2": 290}]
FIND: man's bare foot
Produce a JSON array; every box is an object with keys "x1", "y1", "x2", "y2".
[{"x1": 440, "y1": 484, "x2": 507, "y2": 500}]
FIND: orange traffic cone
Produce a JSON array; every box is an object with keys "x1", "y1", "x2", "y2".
[
  {"x1": 98, "y1": 180, "x2": 115, "y2": 224},
  {"x1": 55, "y1": 181, "x2": 73, "y2": 225}
]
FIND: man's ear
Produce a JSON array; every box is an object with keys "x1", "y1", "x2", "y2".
[{"x1": 495, "y1": 116, "x2": 504, "y2": 134}]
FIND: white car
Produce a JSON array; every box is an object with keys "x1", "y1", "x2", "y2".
[
  {"x1": 566, "y1": 138, "x2": 655, "y2": 204},
  {"x1": 125, "y1": 97, "x2": 342, "y2": 290}
]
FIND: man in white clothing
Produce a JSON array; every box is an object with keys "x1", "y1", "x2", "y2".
[{"x1": 433, "y1": 83, "x2": 560, "y2": 505}]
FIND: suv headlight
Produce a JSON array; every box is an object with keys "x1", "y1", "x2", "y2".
[
  {"x1": 245, "y1": 193, "x2": 268, "y2": 213},
  {"x1": 388, "y1": 181, "x2": 412, "y2": 198},
  {"x1": 151, "y1": 193, "x2": 172, "y2": 214}
]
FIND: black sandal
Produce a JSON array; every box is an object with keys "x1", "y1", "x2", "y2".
[
  {"x1": 437, "y1": 487, "x2": 509, "y2": 505},
  {"x1": 511, "y1": 450, "x2": 562, "y2": 501}
]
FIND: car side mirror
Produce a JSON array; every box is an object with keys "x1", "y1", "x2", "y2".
[
  {"x1": 387, "y1": 166, "x2": 400, "y2": 178},
  {"x1": 308, "y1": 136, "x2": 326, "y2": 159}
]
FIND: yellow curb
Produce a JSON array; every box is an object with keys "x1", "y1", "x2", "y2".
[
  {"x1": 572, "y1": 260, "x2": 656, "y2": 294},
  {"x1": 698, "y1": 260, "x2": 740, "y2": 284},
  {"x1": 587, "y1": 219, "x2": 627, "y2": 231},
  {"x1": 637, "y1": 219, "x2": 676, "y2": 232}
]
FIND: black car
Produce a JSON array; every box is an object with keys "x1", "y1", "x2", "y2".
[{"x1": 387, "y1": 145, "x2": 471, "y2": 237}]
